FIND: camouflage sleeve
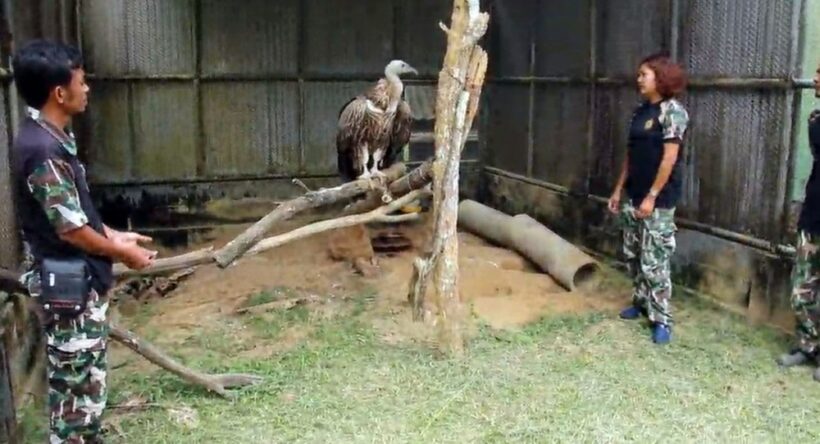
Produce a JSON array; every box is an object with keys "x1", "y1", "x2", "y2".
[
  {"x1": 659, "y1": 100, "x2": 689, "y2": 142},
  {"x1": 26, "y1": 159, "x2": 89, "y2": 234}
]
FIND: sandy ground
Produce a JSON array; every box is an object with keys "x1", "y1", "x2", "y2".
[{"x1": 113, "y1": 212, "x2": 628, "y2": 356}]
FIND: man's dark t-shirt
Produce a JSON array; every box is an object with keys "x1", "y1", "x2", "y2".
[{"x1": 11, "y1": 117, "x2": 113, "y2": 294}]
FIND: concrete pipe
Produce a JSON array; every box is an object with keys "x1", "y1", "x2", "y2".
[{"x1": 457, "y1": 200, "x2": 599, "y2": 291}]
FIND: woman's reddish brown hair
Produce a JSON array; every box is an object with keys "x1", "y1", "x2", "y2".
[{"x1": 640, "y1": 52, "x2": 688, "y2": 98}]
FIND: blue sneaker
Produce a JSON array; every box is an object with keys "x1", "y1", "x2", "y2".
[
  {"x1": 619, "y1": 305, "x2": 643, "y2": 320},
  {"x1": 652, "y1": 323, "x2": 671, "y2": 344}
]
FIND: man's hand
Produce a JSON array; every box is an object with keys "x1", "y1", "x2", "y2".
[
  {"x1": 636, "y1": 195, "x2": 656, "y2": 219},
  {"x1": 607, "y1": 191, "x2": 622, "y2": 214},
  {"x1": 118, "y1": 243, "x2": 157, "y2": 270}
]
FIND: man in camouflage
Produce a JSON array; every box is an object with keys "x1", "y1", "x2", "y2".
[
  {"x1": 778, "y1": 64, "x2": 820, "y2": 382},
  {"x1": 11, "y1": 40, "x2": 156, "y2": 443}
]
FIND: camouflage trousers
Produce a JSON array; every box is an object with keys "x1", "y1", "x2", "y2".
[
  {"x1": 22, "y1": 270, "x2": 109, "y2": 444},
  {"x1": 792, "y1": 231, "x2": 820, "y2": 357},
  {"x1": 621, "y1": 204, "x2": 677, "y2": 326}
]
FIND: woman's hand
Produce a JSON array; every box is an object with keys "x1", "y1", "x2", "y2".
[
  {"x1": 636, "y1": 196, "x2": 656, "y2": 219},
  {"x1": 607, "y1": 190, "x2": 621, "y2": 214}
]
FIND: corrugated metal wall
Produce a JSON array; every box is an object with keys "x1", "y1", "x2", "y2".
[
  {"x1": 75, "y1": 0, "x2": 467, "y2": 188},
  {"x1": 483, "y1": 0, "x2": 807, "y2": 249}
]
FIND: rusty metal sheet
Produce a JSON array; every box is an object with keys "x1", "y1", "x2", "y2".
[
  {"x1": 488, "y1": 0, "x2": 536, "y2": 78},
  {"x1": 596, "y1": 0, "x2": 670, "y2": 78},
  {"x1": 532, "y1": 85, "x2": 590, "y2": 190},
  {"x1": 484, "y1": 83, "x2": 530, "y2": 175},
  {"x1": 681, "y1": 89, "x2": 790, "y2": 239},
  {"x1": 535, "y1": 0, "x2": 591, "y2": 77},
  {"x1": 396, "y1": 0, "x2": 449, "y2": 77},
  {"x1": 303, "y1": 0, "x2": 393, "y2": 76},
  {"x1": 0, "y1": 85, "x2": 17, "y2": 268},
  {"x1": 81, "y1": 0, "x2": 129, "y2": 75},
  {"x1": 200, "y1": 0, "x2": 299, "y2": 76},
  {"x1": 132, "y1": 83, "x2": 197, "y2": 181},
  {"x1": 202, "y1": 82, "x2": 300, "y2": 176},
  {"x1": 680, "y1": 0, "x2": 796, "y2": 78},
  {"x1": 77, "y1": 81, "x2": 132, "y2": 183},
  {"x1": 302, "y1": 81, "x2": 371, "y2": 174},
  {"x1": 589, "y1": 85, "x2": 641, "y2": 196},
  {"x1": 125, "y1": 0, "x2": 195, "y2": 75}
]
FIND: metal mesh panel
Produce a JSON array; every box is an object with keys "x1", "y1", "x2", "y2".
[
  {"x1": 302, "y1": 81, "x2": 371, "y2": 174},
  {"x1": 81, "y1": 0, "x2": 129, "y2": 75},
  {"x1": 303, "y1": 0, "x2": 393, "y2": 76},
  {"x1": 396, "y1": 0, "x2": 449, "y2": 77},
  {"x1": 680, "y1": 0, "x2": 796, "y2": 77},
  {"x1": 0, "y1": 85, "x2": 16, "y2": 268},
  {"x1": 532, "y1": 85, "x2": 590, "y2": 190},
  {"x1": 125, "y1": 0, "x2": 195, "y2": 75},
  {"x1": 201, "y1": 0, "x2": 299, "y2": 76},
  {"x1": 596, "y1": 0, "x2": 669, "y2": 78},
  {"x1": 132, "y1": 83, "x2": 197, "y2": 181},
  {"x1": 535, "y1": 0, "x2": 591, "y2": 77},
  {"x1": 484, "y1": 83, "x2": 530, "y2": 175},
  {"x1": 488, "y1": 0, "x2": 536, "y2": 77},
  {"x1": 589, "y1": 86, "x2": 640, "y2": 196},
  {"x1": 78, "y1": 82, "x2": 132, "y2": 183},
  {"x1": 202, "y1": 82, "x2": 300, "y2": 176},
  {"x1": 681, "y1": 90, "x2": 790, "y2": 238}
]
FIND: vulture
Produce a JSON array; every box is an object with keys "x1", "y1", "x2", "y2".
[{"x1": 336, "y1": 60, "x2": 418, "y2": 182}]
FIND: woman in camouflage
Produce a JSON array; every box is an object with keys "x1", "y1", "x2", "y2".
[{"x1": 607, "y1": 53, "x2": 690, "y2": 345}]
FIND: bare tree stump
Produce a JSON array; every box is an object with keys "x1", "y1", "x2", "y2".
[{"x1": 408, "y1": 0, "x2": 489, "y2": 356}]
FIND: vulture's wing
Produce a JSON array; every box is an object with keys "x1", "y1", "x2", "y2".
[
  {"x1": 336, "y1": 96, "x2": 370, "y2": 181},
  {"x1": 385, "y1": 100, "x2": 413, "y2": 167}
]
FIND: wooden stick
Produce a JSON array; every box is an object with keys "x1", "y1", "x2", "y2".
[
  {"x1": 213, "y1": 163, "x2": 407, "y2": 268},
  {"x1": 343, "y1": 161, "x2": 434, "y2": 215},
  {"x1": 109, "y1": 324, "x2": 263, "y2": 399},
  {"x1": 235, "y1": 295, "x2": 322, "y2": 315}
]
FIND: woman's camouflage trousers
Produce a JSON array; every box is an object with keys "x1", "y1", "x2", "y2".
[{"x1": 620, "y1": 204, "x2": 677, "y2": 326}]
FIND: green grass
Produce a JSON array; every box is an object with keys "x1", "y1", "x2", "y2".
[{"x1": 17, "y1": 290, "x2": 820, "y2": 443}]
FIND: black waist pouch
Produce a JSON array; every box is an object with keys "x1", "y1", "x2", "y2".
[{"x1": 39, "y1": 258, "x2": 91, "y2": 317}]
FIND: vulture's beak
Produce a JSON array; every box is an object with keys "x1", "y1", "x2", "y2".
[{"x1": 408, "y1": 66, "x2": 419, "y2": 75}]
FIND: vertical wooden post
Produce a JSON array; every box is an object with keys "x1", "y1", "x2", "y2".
[{"x1": 408, "y1": 0, "x2": 489, "y2": 356}]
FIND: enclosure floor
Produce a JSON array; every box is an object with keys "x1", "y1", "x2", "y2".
[{"x1": 16, "y1": 217, "x2": 820, "y2": 442}]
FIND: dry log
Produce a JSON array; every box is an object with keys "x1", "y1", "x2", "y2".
[
  {"x1": 213, "y1": 163, "x2": 407, "y2": 268},
  {"x1": 110, "y1": 325, "x2": 263, "y2": 398},
  {"x1": 408, "y1": 0, "x2": 489, "y2": 355},
  {"x1": 246, "y1": 189, "x2": 430, "y2": 257}
]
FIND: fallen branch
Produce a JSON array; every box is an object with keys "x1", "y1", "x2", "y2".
[
  {"x1": 1, "y1": 268, "x2": 263, "y2": 399},
  {"x1": 110, "y1": 324, "x2": 263, "y2": 399},
  {"x1": 246, "y1": 189, "x2": 430, "y2": 257},
  {"x1": 213, "y1": 163, "x2": 407, "y2": 268}
]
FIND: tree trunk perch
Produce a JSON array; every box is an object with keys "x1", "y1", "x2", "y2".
[{"x1": 408, "y1": 0, "x2": 489, "y2": 356}]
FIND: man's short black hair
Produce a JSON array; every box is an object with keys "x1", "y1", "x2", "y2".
[{"x1": 12, "y1": 39, "x2": 84, "y2": 109}]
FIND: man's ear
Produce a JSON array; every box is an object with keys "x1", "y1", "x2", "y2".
[{"x1": 54, "y1": 86, "x2": 65, "y2": 105}]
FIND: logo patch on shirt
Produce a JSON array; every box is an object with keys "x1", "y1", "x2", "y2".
[{"x1": 644, "y1": 119, "x2": 654, "y2": 130}]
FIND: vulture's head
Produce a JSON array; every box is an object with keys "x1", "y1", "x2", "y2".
[{"x1": 386, "y1": 60, "x2": 418, "y2": 77}]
